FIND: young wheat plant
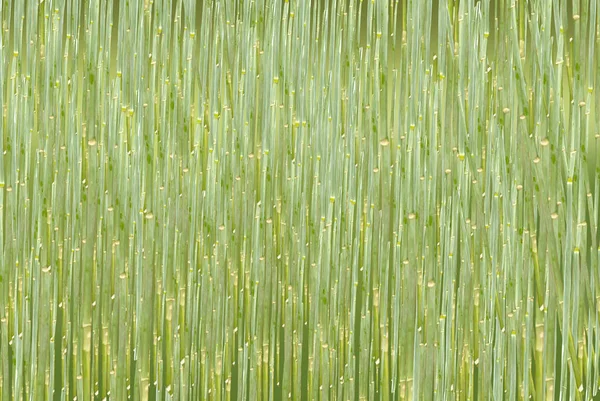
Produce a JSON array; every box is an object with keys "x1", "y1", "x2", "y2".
[{"x1": 1, "y1": 0, "x2": 600, "y2": 400}]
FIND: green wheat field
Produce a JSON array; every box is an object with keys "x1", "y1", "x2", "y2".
[{"x1": 2, "y1": 0, "x2": 600, "y2": 400}]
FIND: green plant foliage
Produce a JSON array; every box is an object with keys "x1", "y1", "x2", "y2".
[{"x1": 1, "y1": 0, "x2": 600, "y2": 400}]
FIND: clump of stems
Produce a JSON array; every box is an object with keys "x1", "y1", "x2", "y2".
[{"x1": 1, "y1": 0, "x2": 599, "y2": 400}]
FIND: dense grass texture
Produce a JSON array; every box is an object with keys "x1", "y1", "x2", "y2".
[{"x1": 2, "y1": 0, "x2": 600, "y2": 400}]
